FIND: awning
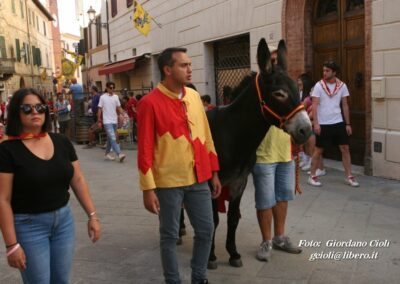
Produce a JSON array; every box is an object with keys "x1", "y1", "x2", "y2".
[
  {"x1": 98, "y1": 53, "x2": 150, "y2": 76},
  {"x1": 98, "y1": 58, "x2": 136, "y2": 75}
]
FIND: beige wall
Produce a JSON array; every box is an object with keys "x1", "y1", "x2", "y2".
[
  {"x1": 371, "y1": 0, "x2": 400, "y2": 179},
  {"x1": 0, "y1": 0, "x2": 54, "y2": 98},
  {"x1": 107, "y1": 0, "x2": 283, "y2": 100}
]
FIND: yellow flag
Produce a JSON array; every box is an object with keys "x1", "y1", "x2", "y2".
[
  {"x1": 40, "y1": 68, "x2": 47, "y2": 81},
  {"x1": 133, "y1": 1, "x2": 151, "y2": 36}
]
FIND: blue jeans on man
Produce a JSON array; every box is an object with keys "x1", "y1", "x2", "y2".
[
  {"x1": 103, "y1": 123, "x2": 121, "y2": 155},
  {"x1": 14, "y1": 204, "x2": 75, "y2": 284},
  {"x1": 155, "y1": 182, "x2": 214, "y2": 284}
]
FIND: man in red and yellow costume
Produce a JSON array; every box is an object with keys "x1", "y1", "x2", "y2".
[{"x1": 137, "y1": 47, "x2": 221, "y2": 284}]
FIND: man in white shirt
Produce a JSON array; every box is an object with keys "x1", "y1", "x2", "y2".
[
  {"x1": 97, "y1": 82, "x2": 126, "y2": 162},
  {"x1": 308, "y1": 61, "x2": 359, "y2": 187}
]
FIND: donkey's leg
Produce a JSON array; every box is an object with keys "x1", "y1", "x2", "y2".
[
  {"x1": 207, "y1": 198, "x2": 219, "y2": 270},
  {"x1": 226, "y1": 193, "x2": 244, "y2": 267}
]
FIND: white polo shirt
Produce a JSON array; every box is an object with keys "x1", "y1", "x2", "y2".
[
  {"x1": 98, "y1": 93, "x2": 121, "y2": 124},
  {"x1": 311, "y1": 80, "x2": 349, "y2": 125}
]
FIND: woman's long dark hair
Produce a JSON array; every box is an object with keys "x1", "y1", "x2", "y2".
[
  {"x1": 6, "y1": 88, "x2": 51, "y2": 136},
  {"x1": 298, "y1": 73, "x2": 313, "y2": 101}
]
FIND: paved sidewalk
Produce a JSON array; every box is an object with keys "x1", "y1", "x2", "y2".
[{"x1": 1, "y1": 145, "x2": 399, "y2": 284}]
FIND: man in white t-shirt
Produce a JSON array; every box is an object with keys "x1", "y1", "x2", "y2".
[
  {"x1": 97, "y1": 82, "x2": 126, "y2": 162},
  {"x1": 308, "y1": 61, "x2": 359, "y2": 187}
]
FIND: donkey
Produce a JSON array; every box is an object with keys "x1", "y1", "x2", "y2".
[{"x1": 206, "y1": 38, "x2": 312, "y2": 268}]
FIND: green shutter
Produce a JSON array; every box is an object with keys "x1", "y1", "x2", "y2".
[
  {"x1": 15, "y1": 38, "x2": 20, "y2": 61},
  {"x1": 0, "y1": 36, "x2": 7, "y2": 59},
  {"x1": 32, "y1": 45, "x2": 36, "y2": 65},
  {"x1": 37, "y1": 48, "x2": 42, "y2": 66}
]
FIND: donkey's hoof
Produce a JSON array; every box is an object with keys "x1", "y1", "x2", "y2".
[
  {"x1": 229, "y1": 257, "x2": 243, "y2": 267},
  {"x1": 207, "y1": 260, "x2": 218, "y2": 270}
]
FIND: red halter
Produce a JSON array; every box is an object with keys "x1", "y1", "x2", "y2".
[{"x1": 255, "y1": 73, "x2": 305, "y2": 128}]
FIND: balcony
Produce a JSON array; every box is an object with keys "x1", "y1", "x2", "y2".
[{"x1": 0, "y1": 58, "x2": 16, "y2": 80}]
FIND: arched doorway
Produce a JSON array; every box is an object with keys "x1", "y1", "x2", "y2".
[{"x1": 312, "y1": 0, "x2": 365, "y2": 165}]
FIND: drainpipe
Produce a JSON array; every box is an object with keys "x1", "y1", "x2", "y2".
[{"x1": 25, "y1": 0, "x2": 35, "y2": 87}]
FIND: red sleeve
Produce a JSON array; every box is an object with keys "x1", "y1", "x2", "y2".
[{"x1": 137, "y1": 97, "x2": 156, "y2": 190}]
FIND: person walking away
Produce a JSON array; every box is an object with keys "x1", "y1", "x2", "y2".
[
  {"x1": 0, "y1": 88, "x2": 101, "y2": 284},
  {"x1": 55, "y1": 92, "x2": 71, "y2": 138},
  {"x1": 137, "y1": 47, "x2": 222, "y2": 284}
]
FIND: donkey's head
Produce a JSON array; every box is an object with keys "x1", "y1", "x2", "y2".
[{"x1": 256, "y1": 38, "x2": 312, "y2": 144}]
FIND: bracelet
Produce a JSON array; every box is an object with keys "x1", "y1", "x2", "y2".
[
  {"x1": 88, "y1": 211, "x2": 96, "y2": 217},
  {"x1": 6, "y1": 243, "x2": 20, "y2": 257},
  {"x1": 5, "y1": 242, "x2": 18, "y2": 249},
  {"x1": 88, "y1": 218, "x2": 100, "y2": 222}
]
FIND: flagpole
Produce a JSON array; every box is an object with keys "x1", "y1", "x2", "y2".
[{"x1": 152, "y1": 17, "x2": 162, "y2": 28}]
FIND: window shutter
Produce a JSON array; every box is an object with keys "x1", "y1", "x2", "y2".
[
  {"x1": 37, "y1": 48, "x2": 42, "y2": 66},
  {"x1": 111, "y1": 0, "x2": 118, "y2": 17},
  {"x1": 32, "y1": 45, "x2": 36, "y2": 65},
  {"x1": 0, "y1": 36, "x2": 7, "y2": 58},
  {"x1": 16, "y1": 39, "x2": 21, "y2": 61}
]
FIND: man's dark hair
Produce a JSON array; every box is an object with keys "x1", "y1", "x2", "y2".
[
  {"x1": 91, "y1": 85, "x2": 99, "y2": 92},
  {"x1": 201, "y1": 95, "x2": 211, "y2": 104},
  {"x1": 157, "y1": 47, "x2": 187, "y2": 80},
  {"x1": 106, "y1": 81, "x2": 115, "y2": 88},
  {"x1": 6, "y1": 88, "x2": 51, "y2": 136},
  {"x1": 323, "y1": 60, "x2": 340, "y2": 73}
]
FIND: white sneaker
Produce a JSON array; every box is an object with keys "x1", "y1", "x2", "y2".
[
  {"x1": 301, "y1": 160, "x2": 311, "y2": 171},
  {"x1": 346, "y1": 176, "x2": 359, "y2": 187},
  {"x1": 118, "y1": 153, "x2": 126, "y2": 163},
  {"x1": 256, "y1": 240, "x2": 272, "y2": 261},
  {"x1": 105, "y1": 153, "x2": 115, "y2": 160},
  {"x1": 307, "y1": 168, "x2": 327, "y2": 177},
  {"x1": 308, "y1": 175, "x2": 322, "y2": 187}
]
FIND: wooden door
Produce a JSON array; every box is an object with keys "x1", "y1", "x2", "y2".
[{"x1": 313, "y1": 0, "x2": 365, "y2": 165}]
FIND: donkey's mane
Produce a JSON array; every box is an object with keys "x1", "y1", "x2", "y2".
[{"x1": 229, "y1": 71, "x2": 257, "y2": 102}]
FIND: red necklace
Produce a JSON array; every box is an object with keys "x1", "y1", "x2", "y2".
[
  {"x1": 320, "y1": 79, "x2": 342, "y2": 97},
  {"x1": 8, "y1": 132, "x2": 47, "y2": 140}
]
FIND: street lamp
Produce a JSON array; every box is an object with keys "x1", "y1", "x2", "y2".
[{"x1": 87, "y1": 5, "x2": 111, "y2": 64}]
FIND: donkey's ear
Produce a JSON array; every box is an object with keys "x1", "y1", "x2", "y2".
[
  {"x1": 277, "y1": 39, "x2": 287, "y2": 71},
  {"x1": 257, "y1": 38, "x2": 272, "y2": 74}
]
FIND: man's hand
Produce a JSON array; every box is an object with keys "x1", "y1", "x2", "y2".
[
  {"x1": 210, "y1": 172, "x2": 222, "y2": 199},
  {"x1": 346, "y1": 125, "x2": 352, "y2": 136},
  {"x1": 314, "y1": 123, "x2": 321, "y2": 136},
  {"x1": 143, "y1": 190, "x2": 160, "y2": 214}
]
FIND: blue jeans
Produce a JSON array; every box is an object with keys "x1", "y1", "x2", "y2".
[
  {"x1": 14, "y1": 204, "x2": 75, "y2": 284},
  {"x1": 155, "y1": 182, "x2": 214, "y2": 284},
  {"x1": 103, "y1": 123, "x2": 121, "y2": 155},
  {"x1": 252, "y1": 161, "x2": 295, "y2": 210}
]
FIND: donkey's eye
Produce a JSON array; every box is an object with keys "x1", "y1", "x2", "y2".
[{"x1": 272, "y1": 90, "x2": 288, "y2": 100}]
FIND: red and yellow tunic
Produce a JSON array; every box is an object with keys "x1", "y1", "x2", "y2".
[{"x1": 137, "y1": 83, "x2": 219, "y2": 191}]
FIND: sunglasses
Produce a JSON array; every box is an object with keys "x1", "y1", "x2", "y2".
[
  {"x1": 107, "y1": 86, "x2": 115, "y2": 90},
  {"x1": 20, "y1": 104, "x2": 48, "y2": 115}
]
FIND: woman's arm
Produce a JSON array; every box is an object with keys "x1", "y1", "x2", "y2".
[
  {"x1": 70, "y1": 161, "x2": 101, "y2": 243},
  {"x1": 0, "y1": 173, "x2": 26, "y2": 269}
]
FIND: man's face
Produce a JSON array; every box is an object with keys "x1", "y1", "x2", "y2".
[
  {"x1": 166, "y1": 52, "x2": 192, "y2": 85},
  {"x1": 323, "y1": 67, "x2": 336, "y2": 81},
  {"x1": 107, "y1": 84, "x2": 115, "y2": 93}
]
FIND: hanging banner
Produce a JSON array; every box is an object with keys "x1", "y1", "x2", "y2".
[{"x1": 133, "y1": 1, "x2": 152, "y2": 36}]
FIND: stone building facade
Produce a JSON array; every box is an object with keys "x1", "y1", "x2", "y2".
[
  {"x1": 83, "y1": 0, "x2": 400, "y2": 179},
  {"x1": 0, "y1": 0, "x2": 58, "y2": 100}
]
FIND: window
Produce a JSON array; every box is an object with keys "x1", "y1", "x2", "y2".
[
  {"x1": 316, "y1": 0, "x2": 338, "y2": 18},
  {"x1": 111, "y1": 0, "x2": 117, "y2": 17},
  {"x1": 36, "y1": 15, "x2": 39, "y2": 30},
  {"x1": 113, "y1": 54, "x2": 117, "y2": 61},
  {"x1": 20, "y1": 0, "x2": 24, "y2": 18},
  {"x1": 96, "y1": 15, "x2": 102, "y2": 46},
  {"x1": 28, "y1": 9, "x2": 31, "y2": 24},
  {"x1": 11, "y1": 0, "x2": 16, "y2": 13},
  {"x1": 0, "y1": 36, "x2": 7, "y2": 59},
  {"x1": 43, "y1": 21, "x2": 47, "y2": 36},
  {"x1": 346, "y1": 0, "x2": 364, "y2": 12},
  {"x1": 127, "y1": 0, "x2": 133, "y2": 7}
]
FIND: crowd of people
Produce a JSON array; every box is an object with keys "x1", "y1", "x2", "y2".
[{"x1": 0, "y1": 43, "x2": 359, "y2": 283}]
